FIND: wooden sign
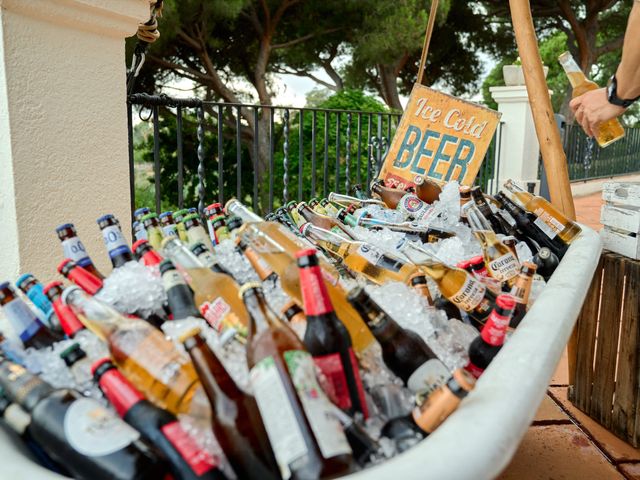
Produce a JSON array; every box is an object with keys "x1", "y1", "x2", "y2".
[{"x1": 378, "y1": 84, "x2": 501, "y2": 189}]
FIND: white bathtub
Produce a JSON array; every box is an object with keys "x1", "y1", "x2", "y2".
[{"x1": 0, "y1": 225, "x2": 602, "y2": 480}]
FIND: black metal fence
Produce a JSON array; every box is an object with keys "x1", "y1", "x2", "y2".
[
  {"x1": 128, "y1": 93, "x2": 500, "y2": 216},
  {"x1": 562, "y1": 123, "x2": 640, "y2": 182}
]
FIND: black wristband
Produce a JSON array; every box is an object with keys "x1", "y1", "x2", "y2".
[{"x1": 607, "y1": 75, "x2": 640, "y2": 108}]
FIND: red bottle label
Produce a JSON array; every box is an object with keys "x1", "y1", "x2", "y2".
[
  {"x1": 312, "y1": 349, "x2": 369, "y2": 418},
  {"x1": 464, "y1": 361, "x2": 485, "y2": 379},
  {"x1": 481, "y1": 310, "x2": 510, "y2": 346},
  {"x1": 161, "y1": 421, "x2": 217, "y2": 476},
  {"x1": 299, "y1": 265, "x2": 334, "y2": 316},
  {"x1": 97, "y1": 368, "x2": 145, "y2": 418}
]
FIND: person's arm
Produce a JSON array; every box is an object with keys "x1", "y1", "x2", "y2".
[{"x1": 570, "y1": 2, "x2": 640, "y2": 137}]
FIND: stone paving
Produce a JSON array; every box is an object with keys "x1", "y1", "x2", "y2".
[{"x1": 499, "y1": 188, "x2": 640, "y2": 480}]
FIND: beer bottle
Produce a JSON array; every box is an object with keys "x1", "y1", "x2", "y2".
[
  {"x1": 55, "y1": 223, "x2": 103, "y2": 279},
  {"x1": 92, "y1": 359, "x2": 227, "y2": 480},
  {"x1": 58, "y1": 258, "x2": 104, "y2": 295},
  {"x1": 161, "y1": 238, "x2": 250, "y2": 330},
  {"x1": 352, "y1": 184, "x2": 368, "y2": 200},
  {"x1": 474, "y1": 230, "x2": 520, "y2": 285},
  {"x1": 470, "y1": 187, "x2": 508, "y2": 234},
  {"x1": 190, "y1": 243, "x2": 234, "y2": 277},
  {"x1": 301, "y1": 223, "x2": 421, "y2": 285},
  {"x1": 0, "y1": 360, "x2": 168, "y2": 480},
  {"x1": 559, "y1": 51, "x2": 625, "y2": 147},
  {"x1": 242, "y1": 283, "x2": 353, "y2": 479},
  {"x1": 398, "y1": 241, "x2": 497, "y2": 327},
  {"x1": 465, "y1": 294, "x2": 515, "y2": 378},
  {"x1": 140, "y1": 213, "x2": 165, "y2": 251},
  {"x1": 336, "y1": 208, "x2": 359, "y2": 228},
  {"x1": 61, "y1": 286, "x2": 206, "y2": 418},
  {"x1": 347, "y1": 287, "x2": 448, "y2": 394},
  {"x1": 509, "y1": 262, "x2": 537, "y2": 328},
  {"x1": 370, "y1": 182, "x2": 406, "y2": 209},
  {"x1": 181, "y1": 329, "x2": 280, "y2": 479},
  {"x1": 160, "y1": 259, "x2": 201, "y2": 320},
  {"x1": 159, "y1": 211, "x2": 179, "y2": 238},
  {"x1": 237, "y1": 238, "x2": 278, "y2": 283},
  {"x1": 97, "y1": 214, "x2": 135, "y2": 269},
  {"x1": 297, "y1": 249, "x2": 369, "y2": 417},
  {"x1": 468, "y1": 255, "x2": 489, "y2": 278},
  {"x1": 297, "y1": 203, "x2": 356, "y2": 239},
  {"x1": 320, "y1": 198, "x2": 341, "y2": 217},
  {"x1": 412, "y1": 369, "x2": 475, "y2": 434},
  {"x1": 274, "y1": 207, "x2": 303, "y2": 235},
  {"x1": 328, "y1": 192, "x2": 385, "y2": 209},
  {"x1": 132, "y1": 239, "x2": 164, "y2": 267},
  {"x1": 183, "y1": 214, "x2": 214, "y2": 252},
  {"x1": 60, "y1": 343, "x2": 94, "y2": 393},
  {"x1": 371, "y1": 183, "x2": 434, "y2": 222},
  {"x1": 203, "y1": 203, "x2": 224, "y2": 244},
  {"x1": 495, "y1": 192, "x2": 565, "y2": 258},
  {"x1": 286, "y1": 201, "x2": 306, "y2": 228},
  {"x1": 44, "y1": 280, "x2": 87, "y2": 338},
  {"x1": 16, "y1": 273, "x2": 60, "y2": 332},
  {"x1": 132, "y1": 221, "x2": 147, "y2": 242},
  {"x1": 281, "y1": 300, "x2": 307, "y2": 326},
  {"x1": 533, "y1": 247, "x2": 559, "y2": 280},
  {"x1": 503, "y1": 179, "x2": 582, "y2": 245},
  {"x1": 309, "y1": 197, "x2": 329, "y2": 215},
  {"x1": 414, "y1": 176, "x2": 442, "y2": 204},
  {"x1": 134, "y1": 207, "x2": 151, "y2": 222},
  {"x1": 0, "y1": 282, "x2": 62, "y2": 348},
  {"x1": 409, "y1": 273, "x2": 433, "y2": 305},
  {"x1": 173, "y1": 208, "x2": 191, "y2": 243},
  {"x1": 211, "y1": 215, "x2": 231, "y2": 243}
]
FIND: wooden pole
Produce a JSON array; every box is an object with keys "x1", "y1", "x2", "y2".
[
  {"x1": 417, "y1": 0, "x2": 439, "y2": 85},
  {"x1": 509, "y1": 0, "x2": 576, "y2": 220},
  {"x1": 509, "y1": 0, "x2": 578, "y2": 386}
]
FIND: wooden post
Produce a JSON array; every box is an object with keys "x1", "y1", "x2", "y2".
[
  {"x1": 509, "y1": 0, "x2": 578, "y2": 385},
  {"x1": 417, "y1": 0, "x2": 440, "y2": 86}
]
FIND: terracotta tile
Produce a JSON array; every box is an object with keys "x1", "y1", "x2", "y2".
[
  {"x1": 550, "y1": 348, "x2": 569, "y2": 386},
  {"x1": 498, "y1": 424, "x2": 623, "y2": 480},
  {"x1": 619, "y1": 463, "x2": 640, "y2": 479},
  {"x1": 574, "y1": 192, "x2": 603, "y2": 231},
  {"x1": 533, "y1": 394, "x2": 570, "y2": 423},
  {"x1": 550, "y1": 387, "x2": 640, "y2": 463}
]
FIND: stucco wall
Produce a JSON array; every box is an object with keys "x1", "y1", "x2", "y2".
[{"x1": 0, "y1": 0, "x2": 148, "y2": 283}]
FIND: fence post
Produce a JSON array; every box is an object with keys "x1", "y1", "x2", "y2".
[
  {"x1": 0, "y1": 0, "x2": 147, "y2": 281},
  {"x1": 489, "y1": 85, "x2": 546, "y2": 192}
]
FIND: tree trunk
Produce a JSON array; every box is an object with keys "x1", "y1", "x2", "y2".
[{"x1": 377, "y1": 63, "x2": 403, "y2": 111}]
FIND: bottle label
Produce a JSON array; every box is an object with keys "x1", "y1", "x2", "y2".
[
  {"x1": 3, "y1": 298, "x2": 44, "y2": 342},
  {"x1": 481, "y1": 310, "x2": 510, "y2": 346},
  {"x1": 533, "y1": 208, "x2": 564, "y2": 239},
  {"x1": 162, "y1": 269, "x2": 187, "y2": 291},
  {"x1": 64, "y1": 397, "x2": 140, "y2": 457},
  {"x1": 250, "y1": 355, "x2": 308, "y2": 479},
  {"x1": 284, "y1": 350, "x2": 351, "y2": 460},
  {"x1": 161, "y1": 421, "x2": 217, "y2": 475},
  {"x1": 299, "y1": 265, "x2": 334, "y2": 316},
  {"x1": 162, "y1": 225, "x2": 178, "y2": 238},
  {"x1": 201, "y1": 297, "x2": 231, "y2": 332},
  {"x1": 464, "y1": 361, "x2": 485, "y2": 379},
  {"x1": 407, "y1": 358, "x2": 450, "y2": 396},
  {"x1": 61, "y1": 237, "x2": 91, "y2": 267},
  {"x1": 450, "y1": 276, "x2": 486, "y2": 311},
  {"x1": 206, "y1": 219, "x2": 217, "y2": 246},
  {"x1": 312, "y1": 349, "x2": 369, "y2": 418},
  {"x1": 487, "y1": 252, "x2": 520, "y2": 281},
  {"x1": 101, "y1": 225, "x2": 131, "y2": 259},
  {"x1": 3, "y1": 404, "x2": 31, "y2": 435},
  {"x1": 356, "y1": 244, "x2": 404, "y2": 273},
  {"x1": 398, "y1": 194, "x2": 434, "y2": 221}
]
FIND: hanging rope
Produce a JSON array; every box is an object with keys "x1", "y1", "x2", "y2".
[{"x1": 127, "y1": 1, "x2": 163, "y2": 94}]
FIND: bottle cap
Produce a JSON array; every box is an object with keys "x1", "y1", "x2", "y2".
[
  {"x1": 178, "y1": 326, "x2": 202, "y2": 344},
  {"x1": 409, "y1": 274, "x2": 428, "y2": 286},
  {"x1": 159, "y1": 211, "x2": 172, "y2": 219},
  {"x1": 295, "y1": 248, "x2": 318, "y2": 259},
  {"x1": 55, "y1": 223, "x2": 75, "y2": 235},
  {"x1": 0, "y1": 282, "x2": 13, "y2": 301},
  {"x1": 238, "y1": 282, "x2": 262, "y2": 299},
  {"x1": 190, "y1": 243, "x2": 209, "y2": 257},
  {"x1": 132, "y1": 239, "x2": 149, "y2": 253},
  {"x1": 15, "y1": 274, "x2": 35, "y2": 291},
  {"x1": 134, "y1": 207, "x2": 150, "y2": 217},
  {"x1": 42, "y1": 281, "x2": 64, "y2": 297},
  {"x1": 60, "y1": 343, "x2": 87, "y2": 367},
  {"x1": 281, "y1": 301, "x2": 303, "y2": 321},
  {"x1": 538, "y1": 247, "x2": 551, "y2": 260},
  {"x1": 90, "y1": 357, "x2": 115, "y2": 379},
  {"x1": 96, "y1": 214, "x2": 115, "y2": 225},
  {"x1": 140, "y1": 213, "x2": 158, "y2": 222},
  {"x1": 295, "y1": 248, "x2": 319, "y2": 268},
  {"x1": 158, "y1": 259, "x2": 176, "y2": 275}
]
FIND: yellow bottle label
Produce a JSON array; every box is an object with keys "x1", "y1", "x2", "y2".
[
  {"x1": 487, "y1": 252, "x2": 520, "y2": 281},
  {"x1": 450, "y1": 276, "x2": 486, "y2": 311}
]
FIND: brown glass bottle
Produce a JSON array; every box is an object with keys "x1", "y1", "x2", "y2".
[
  {"x1": 182, "y1": 329, "x2": 280, "y2": 479},
  {"x1": 242, "y1": 283, "x2": 353, "y2": 480},
  {"x1": 0, "y1": 282, "x2": 61, "y2": 348},
  {"x1": 370, "y1": 182, "x2": 406, "y2": 209},
  {"x1": 509, "y1": 262, "x2": 537, "y2": 328},
  {"x1": 297, "y1": 249, "x2": 369, "y2": 418},
  {"x1": 414, "y1": 176, "x2": 442, "y2": 204},
  {"x1": 237, "y1": 238, "x2": 278, "y2": 283},
  {"x1": 297, "y1": 203, "x2": 356, "y2": 239}
]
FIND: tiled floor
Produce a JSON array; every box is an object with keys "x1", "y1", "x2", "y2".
[{"x1": 497, "y1": 189, "x2": 640, "y2": 479}]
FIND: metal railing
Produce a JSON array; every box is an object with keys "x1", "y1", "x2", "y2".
[
  {"x1": 127, "y1": 93, "x2": 500, "y2": 216},
  {"x1": 562, "y1": 123, "x2": 640, "y2": 182}
]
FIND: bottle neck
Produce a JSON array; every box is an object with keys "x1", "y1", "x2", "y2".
[
  {"x1": 480, "y1": 307, "x2": 512, "y2": 346},
  {"x1": 66, "y1": 266, "x2": 104, "y2": 295},
  {"x1": 141, "y1": 248, "x2": 163, "y2": 267},
  {"x1": 226, "y1": 200, "x2": 262, "y2": 223},
  {"x1": 243, "y1": 289, "x2": 282, "y2": 334},
  {"x1": 0, "y1": 361, "x2": 53, "y2": 413},
  {"x1": 243, "y1": 247, "x2": 276, "y2": 281},
  {"x1": 302, "y1": 224, "x2": 349, "y2": 249},
  {"x1": 558, "y1": 52, "x2": 586, "y2": 88},
  {"x1": 52, "y1": 298, "x2": 85, "y2": 337},
  {"x1": 161, "y1": 268, "x2": 201, "y2": 320},
  {"x1": 101, "y1": 224, "x2": 134, "y2": 268},
  {"x1": 298, "y1": 263, "x2": 335, "y2": 317},
  {"x1": 96, "y1": 366, "x2": 144, "y2": 417},
  {"x1": 163, "y1": 239, "x2": 206, "y2": 270},
  {"x1": 510, "y1": 273, "x2": 534, "y2": 304},
  {"x1": 64, "y1": 289, "x2": 122, "y2": 339}
]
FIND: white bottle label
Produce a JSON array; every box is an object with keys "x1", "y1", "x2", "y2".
[
  {"x1": 450, "y1": 276, "x2": 486, "y2": 311},
  {"x1": 162, "y1": 225, "x2": 178, "y2": 238},
  {"x1": 356, "y1": 244, "x2": 404, "y2": 273},
  {"x1": 61, "y1": 237, "x2": 91, "y2": 267},
  {"x1": 64, "y1": 397, "x2": 140, "y2": 457},
  {"x1": 3, "y1": 298, "x2": 42, "y2": 343},
  {"x1": 398, "y1": 193, "x2": 434, "y2": 221},
  {"x1": 407, "y1": 358, "x2": 450, "y2": 396},
  {"x1": 101, "y1": 225, "x2": 130, "y2": 259},
  {"x1": 533, "y1": 208, "x2": 565, "y2": 239},
  {"x1": 4, "y1": 404, "x2": 31, "y2": 435},
  {"x1": 283, "y1": 350, "x2": 351, "y2": 460},
  {"x1": 488, "y1": 252, "x2": 520, "y2": 281},
  {"x1": 162, "y1": 269, "x2": 186, "y2": 291},
  {"x1": 250, "y1": 356, "x2": 307, "y2": 479}
]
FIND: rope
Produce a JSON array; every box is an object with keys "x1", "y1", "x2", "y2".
[{"x1": 127, "y1": 1, "x2": 163, "y2": 94}]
